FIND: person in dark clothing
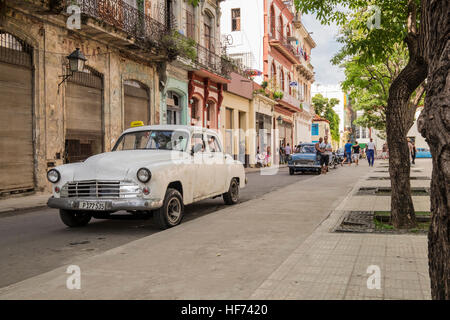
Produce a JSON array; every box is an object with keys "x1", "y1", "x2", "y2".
[{"x1": 352, "y1": 141, "x2": 361, "y2": 166}]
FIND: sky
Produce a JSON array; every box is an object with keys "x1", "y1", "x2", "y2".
[{"x1": 302, "y1": 13, "x2": 345, "y2": 87}]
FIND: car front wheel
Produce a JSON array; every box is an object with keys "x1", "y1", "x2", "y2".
[
  {"x1": 223, "y1": 178, "x2": 239, "y2": 205},
  {"x1": 289, "y1": 168, "x2": 295, "y2": 175},
  {"x1": 153, "y1": 188, "x2": 184, "y2": 230},
  {"x1": 59, "y1": 209, "x2": 92, "y2": 227}
]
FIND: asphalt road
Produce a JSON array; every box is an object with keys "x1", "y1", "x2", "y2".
[{"x1": 0, "y1": 167, "x2": 315, "y2": 288}]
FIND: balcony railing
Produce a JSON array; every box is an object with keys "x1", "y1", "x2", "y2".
[
  {"x1": 269, "y1": 29, "x2": 300, "y2": 63},
  {"x1": 67, "y1": 0, "x2": 167, "y2": 44}
]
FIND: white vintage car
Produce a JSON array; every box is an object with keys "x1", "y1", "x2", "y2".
[{"x1": 47, "y1": 125, "x2": 246, "y2": 229}]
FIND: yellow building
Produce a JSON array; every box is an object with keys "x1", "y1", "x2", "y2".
[{"x1": 220, "y1": 73, "x2": 252, "y2": 166}]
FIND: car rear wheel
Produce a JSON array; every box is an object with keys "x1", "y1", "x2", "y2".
[
  {"x1": 59, "y1": 209, "x2": 92, "y2": 227},
  {"x1": 223, "y1": 178, "x2": 239, "y2": 205},
  {"x1": 153, "y1": 188, "x2": 184, "y2": 230}
]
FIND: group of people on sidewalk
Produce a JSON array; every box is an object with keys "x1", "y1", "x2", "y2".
[{"x1": 343, "y1": 138, "x2": 377, "y2": 167}]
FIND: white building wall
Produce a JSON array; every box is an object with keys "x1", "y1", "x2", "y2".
[
  {"x1": 220, "y1": 0, "x2": 265, "y2": 84},
  {"x1": 407, "y1": 107, "x2": 428, "y2": 149}
]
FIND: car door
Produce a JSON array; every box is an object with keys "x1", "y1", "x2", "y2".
[
  {"x1": 206, "y1": 133, "x2": 227, "y2": 194},
  {"x1": 191, "y1": 132, "x2": 215, "y2": 200}
]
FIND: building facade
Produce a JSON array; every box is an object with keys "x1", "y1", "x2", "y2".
[
  {"x1": 220, "y1": 72, "x2": 253, "y2": 166},
  {"x1": 220, "y1": 0, "x2": 316, "y2": 157},
  {"x1": 160, "y1": 0, "x2": 231, "y2": 129},
  {"x1": 0, "y1": 0, "x2": 171, "y2": 195}
]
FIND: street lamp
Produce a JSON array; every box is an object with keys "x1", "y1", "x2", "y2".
[
  {"x1": 58, "y1": 48, "x2": 87, "y2": 92},
  {"x1": 67, "y1": 48, "x2": 87, "y2": 73},
  {"x1": 276, "y1": 115, "x2": 283, "y2": 125}
]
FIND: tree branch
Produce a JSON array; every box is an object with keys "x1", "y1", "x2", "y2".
[{"x1": 407, "y1": 0, "x2": 418, "y2": 35}]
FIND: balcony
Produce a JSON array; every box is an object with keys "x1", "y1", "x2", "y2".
[
  {"x1": 268, "y1": 29, "x2": 301, "y2": 65},
  {"x1": 172, "y1": 32, "x2": 232, "y2": 80},
  {"x1": 71, "y1": 0, "x2": 166, "y2": 39}
]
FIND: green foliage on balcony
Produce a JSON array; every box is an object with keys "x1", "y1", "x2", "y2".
[
  {"x1": 273, "y1": 91, "x2": 284, "y2": 100},
  {"x1": 160, "y1": 30, "x2": 197, "y2": 62},
  {"x1": 187, "y1": 0, "x2": 200, "y2": 7}
]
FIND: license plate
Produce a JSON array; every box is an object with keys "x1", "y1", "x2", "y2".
[{"x1": 78, "y1": 201, "x2": 106, "y2": 211}]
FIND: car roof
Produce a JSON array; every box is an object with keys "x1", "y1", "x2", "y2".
[{"x1": 122, "y1": 125, "x2": 219, "y2": 136}]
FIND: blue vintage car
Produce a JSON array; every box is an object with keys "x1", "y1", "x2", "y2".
[
  {"x1": 416, "y1": 148, "x2": 432, "y2": 158},
  {"x1": 288, "y1": 143, "x2": 321, "y2": 175}
]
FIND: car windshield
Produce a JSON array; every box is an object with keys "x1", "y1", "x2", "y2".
[
  {"x1": 298, "y1": 145, "x2": 316, "y2": 153},
  {"x1": 113, "y1": 130, "x2": 189, "y2": 152}
]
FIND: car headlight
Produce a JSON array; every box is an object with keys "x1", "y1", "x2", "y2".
[
  {"x1": 47, "y1": 169, "x2": 60, "y2": 183},
  {"x1": 137, "y1": 168, "x2": 151, "y2": 183}
]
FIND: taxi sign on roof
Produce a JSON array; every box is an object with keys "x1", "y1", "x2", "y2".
[{"x1": 131, "y1": 121, "x2": 144, "y2": 127}]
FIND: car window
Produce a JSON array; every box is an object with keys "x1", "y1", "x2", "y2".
[
  {"x1": 191, "y1": 133, "x2": 205, "y2": 153},
  {"x1": 300, "y1": 145, "x2": 316, "y2": 153},
  {"x1": 207, "y1": 135, "x2": 221, "y2": 153},
  {"x1": 113, "y1": 130, "x2": 189, "y2": 151}
]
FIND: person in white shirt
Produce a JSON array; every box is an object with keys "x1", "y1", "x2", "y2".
[
  {"x1": 319, "y1": 136, "x2": 333, "y2": 174},
  {"x1": 366, "y1": 138, "x2": 376, "y2": 167}
]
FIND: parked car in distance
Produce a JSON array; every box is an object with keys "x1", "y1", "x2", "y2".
[
  {"x1": 47, "y1": 125, "x2": 247, "y2": 229},
  {"x1": 416, "y1": 147, "x2": 432, "y2": 158},
  {"x1": 288, "y1": 143, "x2": 321, "y2": 175}
]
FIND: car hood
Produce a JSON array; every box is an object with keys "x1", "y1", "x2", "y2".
[
  {"x1": 64, "y1": 150, "x2": 186, "y2": 181},
  {"x1": 291, "y1": 153, "x2": 317, "y2": 161}
]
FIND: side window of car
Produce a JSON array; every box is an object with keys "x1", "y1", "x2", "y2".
[
  {"x1": 207, "y1": 135, "x2": 222, "y2": 153},
  {"x1": 191, "y1": 133, "x2": 205, "y2": 153}
]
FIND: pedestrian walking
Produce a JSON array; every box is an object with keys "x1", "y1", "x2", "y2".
[
  {"x1": 319, "y1": 136, "x2": 332, "y2": 174},
  {"x1": 366, "y1": 138, "x2": 376, "y2": 167},
  {"x1": 279, "y1": 145, "x2": 285, "y2": 164},
  {"x1": 344, "y1": 140, "x2": 353, "y2": 165},
  {"x1": 382, "y1": 143, "x2": 388, "y2": 160},
  {"x1": 352, "y1": 141, "x2": 361, "y2": 166},
  {"x1": 285, "y1": 143, "x2": 291, "y2": 163},
  {"x1": 408, "y1": 139, "x2": 417, "y2": 165}
]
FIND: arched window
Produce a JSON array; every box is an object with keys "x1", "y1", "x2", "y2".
[
  {"x1": 204, "y1": 11, "x2": 214, "y2": 51},
  {"x1": 279, "y1": 15, "x2": 284, "y2": 40},
  {"x1": 280, "y1": 70, "x2": 285, "y2": 91},
  {"x1": 288, "y1": 74, "x2": 291, "y2": 95},
  {"x1": 287, "y1": 24, "x2": 291, "y2": 38},
  {"x1": 271, "y1": 62, "x2": 276, "y2": 84},
  {"x1": 186, "y1": 3, "x2": 196, "y2": 39},
  {"x1": 167, "y1": 91, "x2": 181, "y2": 125},
  {"x1": 270, "y1": 5, "x2": 276, "y2": 37}
]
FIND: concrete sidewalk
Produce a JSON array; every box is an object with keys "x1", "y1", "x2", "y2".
[
  {"x1": 252, "y1": 159, "x2": 432, "y2": 300},
  {"x1": 0, "y1": 160, "x2": 432, "y2": 299},
  {"x1": 0, "y1": 193, "x2": 50, "y2": 215}
]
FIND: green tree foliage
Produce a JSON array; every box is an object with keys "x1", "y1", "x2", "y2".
[
  {"x1": 294, "y1": 0, "x2": 420, "y2": 65},
  {"x1": 340, "y1": 44, "x2": 411, "y2": 134},
  {"x1": 312, "y1": 94, "x2": 340, "y2": 142}
]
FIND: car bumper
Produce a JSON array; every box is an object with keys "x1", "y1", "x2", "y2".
[
  {"x1": 47, "y1": 197, "x2": 164, "y2": 211},
  {"x1": 289, "y1": 164, "x2": 321, "y2": 169}
]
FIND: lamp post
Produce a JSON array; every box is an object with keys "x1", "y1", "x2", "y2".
[
  {"x1": 58, "y1": 48, "x2": 87, "y2": 91},
  {"x1": 276, "y1": 115, "x2": 283, "y2": 126}
]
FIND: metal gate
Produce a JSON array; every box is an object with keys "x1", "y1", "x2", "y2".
[
  {"x1": 124, "y1": 80, "x2": 149, "y2": 129},
  {"x1": 0, "y1": 31, "x2": 34, "y2": 193},
  {"x1": 65, "y1": 67, "x2": 103, "y2": 163}
]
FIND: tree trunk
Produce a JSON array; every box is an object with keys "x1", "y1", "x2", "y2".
[
  {"x1": 386, "y1": 34, "x2": 427, "y2": 229},
  {"x1": 418, "y1": 0, "x2": 450, "y2": 300}
]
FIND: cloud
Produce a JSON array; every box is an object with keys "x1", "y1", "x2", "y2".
[{"x1": 302, "y1": 14, "x2": 345, "y2": 86}]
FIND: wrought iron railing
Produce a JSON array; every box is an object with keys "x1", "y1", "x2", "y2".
[{"x1": 67, "y1": 0, "x2": 168, "y2": 44}]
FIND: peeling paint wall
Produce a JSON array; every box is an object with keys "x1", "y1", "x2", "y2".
[{"x1": 1, "y1": 6, "x2": 159, "y2": 193}]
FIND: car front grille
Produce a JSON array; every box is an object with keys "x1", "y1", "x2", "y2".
[{"x1": 60, "y1": 180, "x2": 141, "y2": 199}]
